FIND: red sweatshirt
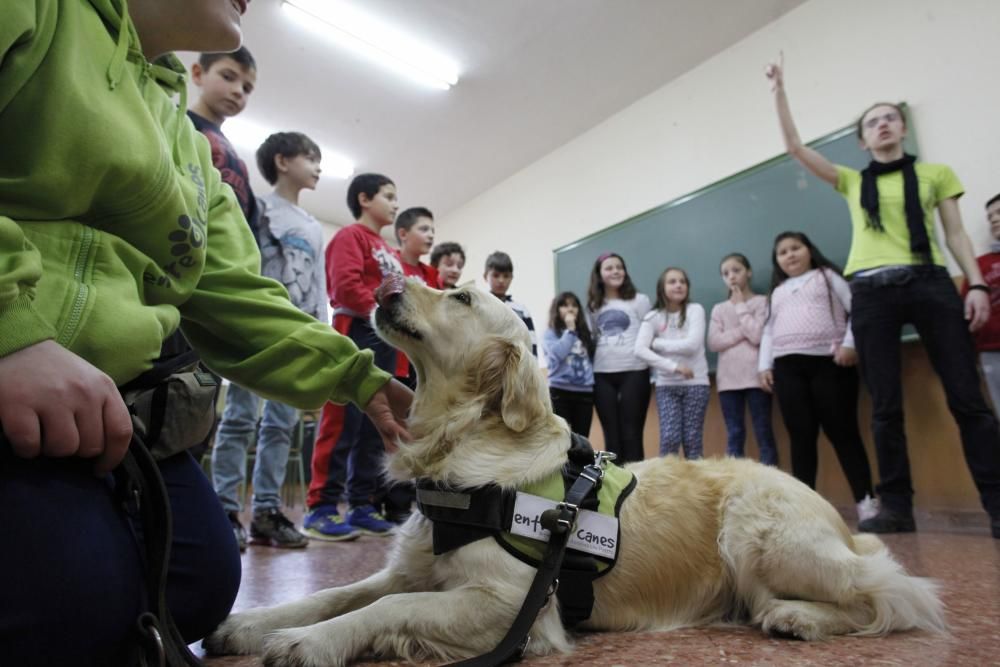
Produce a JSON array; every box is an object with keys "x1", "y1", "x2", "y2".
[
  {"x1": 326, "y1": 223, "x2": 403, "y2": 318},
  {"x1": 392, "y1": 257, "x2": 440, "y2": 376},
  {"x1": 963, "y1": 253, "x2": 1000, "y2": 351},
  {"x1": 400, "y1": 258, "x2": 439, "y2": 288}
]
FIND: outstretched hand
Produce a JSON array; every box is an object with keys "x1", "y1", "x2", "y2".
[
  {"x1": 765, "y1": 51, "x2": 785, "y2": 92},
  {"x1": 965, "y1": 289, "x2": 991, "y2": 332},
  {"x1": 0, "y1": 340, "x2": 133, "y2": 473},
  {"x1": 363, "y1": 378, "x2": 413, "y2": 452}
]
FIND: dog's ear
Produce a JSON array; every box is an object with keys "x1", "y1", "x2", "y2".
[{"x1": 471, "y1": 336, "x2": 546, "y2": 432}]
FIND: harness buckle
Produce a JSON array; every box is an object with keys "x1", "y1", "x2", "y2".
[
  {"x1": 594, "y1": 450, "x2": 616, "y2": 469},
  {"x1": 553, "y1": 501, "x2": 578, "y2": 530}
]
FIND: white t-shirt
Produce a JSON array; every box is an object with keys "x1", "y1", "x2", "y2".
[{"x1": 590, "y1": 293, "x2": 652, "y2": 373}]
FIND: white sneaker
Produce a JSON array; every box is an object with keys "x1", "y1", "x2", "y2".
[{"x1": 856, "y1": 494, "x2": 881, "y2": 523}]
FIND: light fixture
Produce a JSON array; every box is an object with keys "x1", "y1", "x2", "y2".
[
  {"x1": 282, "y1": 0, "x2": 460, "y2": 91},
  {"x1": 223, "y1": 117, "x2": 355, "y2": 180}
]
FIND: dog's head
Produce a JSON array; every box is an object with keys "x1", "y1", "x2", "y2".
[{"x1": 373, "y1": 275, "x2": 549, "y2": 435}]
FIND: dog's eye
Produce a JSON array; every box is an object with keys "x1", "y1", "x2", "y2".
[{"x1": 450, "y1": 291, "x2": 472, "y2": 306}]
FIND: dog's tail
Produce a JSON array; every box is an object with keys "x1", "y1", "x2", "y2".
[{"x1": 847, "y1": 534, "x2": 946, "y2": 636}]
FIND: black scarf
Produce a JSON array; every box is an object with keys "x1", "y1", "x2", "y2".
[{"x1": 860, "y1": 153, "x2": 931, "y2": 264}]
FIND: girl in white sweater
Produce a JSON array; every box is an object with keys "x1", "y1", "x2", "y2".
[
  {"x1": 635, "y1": 267, "x2": 709, "y2": 459},
  {"x1": 758, "y1": 232, "x2": 877, "y2": 521}
]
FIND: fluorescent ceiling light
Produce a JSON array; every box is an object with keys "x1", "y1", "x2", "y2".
[
  {"x1": 282, "y1": 0, "x2": 460, "y2": 91},
  {"x1": 223, "y1": 117, "x2": 355, "y2": 180}
]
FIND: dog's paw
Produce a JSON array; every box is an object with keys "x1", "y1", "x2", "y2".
[
  {"x1": 203, "y1": 608, "x2": 284, "y2": 655},
  {"x1": 261, "y1": 624, "x2": 360, "y2": 667},
  {"x1": 760, "y1": 604, "x2": 824, "y2": 641}
]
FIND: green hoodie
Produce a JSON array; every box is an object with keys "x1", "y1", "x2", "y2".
[{"x1": 0, "y1": 0, "x2": 389, "y2": 409}]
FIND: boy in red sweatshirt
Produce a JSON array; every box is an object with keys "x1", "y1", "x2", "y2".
[
  {"x1": 303, "y1": 173, "x2": 404, "y2": 540},
  {"x1": 966, "y1": 193, "x2": 1000, "y2": 412}
]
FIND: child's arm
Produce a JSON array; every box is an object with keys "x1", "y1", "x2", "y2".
[
  {"x1": 543, "y1": 328, "x2": 577, "y2": 369},
  {"x1": 939, "y1": 197, "x2": 990, "y2": 331},
  {"x1": 739, "y1": 298, "x2": 767, "y2": 346},
  {"x1": 827, "y1": 270, "x2": 857, "y2": 366},
  {"x1": 634, "y1": 315, "x2": 679, "y2": 374},
  {"x1": 757, "y1": 319, "x2": 775, "y2": 392},
  {"x1": 766, "y1": 54, "x2": 838, "y2": 186},
  {"x1": 707, "y1": 303, "x2": 745, "y2": 352},
  {"x1": 329, "y1": 229, "x2": 378, "y2": 317},
  {"x1": 651, "y1": 304, "x2": 707, "y2": 356}
]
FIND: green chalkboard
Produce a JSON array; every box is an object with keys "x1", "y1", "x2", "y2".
[{"x1": 553, "y1": 120, "x2": 919, "y2": 369}]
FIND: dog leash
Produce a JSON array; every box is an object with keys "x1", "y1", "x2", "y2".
[
  {"x1": 446, "y1": 454, "x2": 610, "y2": 667},
  {"x1": 114, "y1": 422, "x2": 204, "y2": 667}
]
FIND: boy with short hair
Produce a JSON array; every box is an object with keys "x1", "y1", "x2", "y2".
[
  {"x1": 304, "y1": 173, "x2": 405, "y2": 540},
  {"x1": 188, "y1": 47, "x2": 260, "y2": 237},
  {"x1": 0, "y1": 3, "x2": 411, "y2": 663},
  {"x1": 430, "y1": 241, "x2": 466, "y2": 289},
  {"x1": 395, "y1": 207, "x2": 440, "y2": 287},
  {"x1": 211, "y1": 131, "x2": 327, "y2": 551},
  {"x1": 966, "y1": 193, "x2": 1000, "y2": 412},
  {"x1": 484, "y1": 251, "x2": 537, "y2": 357}
]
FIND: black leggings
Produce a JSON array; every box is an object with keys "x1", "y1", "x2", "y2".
[
  {"x1": 593, "y1": 369, "x2": 650, "y2": 463},
  {"x1": 772, "y1": 354, "x2": 874, "y2": 502},
  {"x1": 550, "y1": 387, "x2": 595, "y2": 436}
]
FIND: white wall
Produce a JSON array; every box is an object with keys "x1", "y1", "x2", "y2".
[{"x1": 437, "y1": 0, "x2": 1000, "y2": 345}]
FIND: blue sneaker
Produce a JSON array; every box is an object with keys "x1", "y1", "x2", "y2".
[
  {"x1": 347, "y1": 504, "x2": 395, "y2": 536},
  {"x1": 301, "y1": 505, "x2": 360, "y2": 542}
]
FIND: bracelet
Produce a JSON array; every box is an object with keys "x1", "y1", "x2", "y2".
[{"x1": 969, "y1": 284, "x2": 991, "y2": 294}]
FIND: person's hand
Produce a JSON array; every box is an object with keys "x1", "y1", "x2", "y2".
[
  {"x1": 765, "y1": 51, "x2": 785, "y2": 92},
  {"x1": 363, "y1": 378, "x2": 413, "y2": 452},
  {"x1": 676, "y1": 365, "x2": 695, "y2": 380},
  {"x1": 729, "y1": 285, "x2": 745, "y2": 304},
  {"x1": 833, "y1": 345, "x2": 858, "y2": 367},
  {"x1": 965, "y1": 289, "x2": 991, "y2": 332},
  {"x1": 0, "y1": 340, "x2": 132, "y2": 473},
  {"x1": 563, "y1": 313, "x2": 576, "y2": 331},
  {"x1": 758, "y1": 369, "x2": 774, "y2": 393}
]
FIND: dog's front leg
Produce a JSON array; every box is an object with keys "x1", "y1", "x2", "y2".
[
  {"x1": 260, "y1": 586, "x2": 539, "y2": 667},
  {"x1": 205, "y1": 568, "x2": 406, "y2": 656}
]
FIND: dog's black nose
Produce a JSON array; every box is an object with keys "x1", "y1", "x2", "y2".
[{"x1": 375, "y1": 273, "x2": 406, "y2": 307}]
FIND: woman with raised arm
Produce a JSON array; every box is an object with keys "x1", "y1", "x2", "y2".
[{"x1": 766, "y1": 55, "x2": 1000, "y2": 538}]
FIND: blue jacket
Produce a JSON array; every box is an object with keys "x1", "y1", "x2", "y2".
[{"x1": 544, "y1": 329, "x2": 594, "y2": 392}]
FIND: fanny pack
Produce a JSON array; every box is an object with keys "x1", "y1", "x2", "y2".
[{"x1": 120, "y1": 350, "x2": 220, "y2": 461}]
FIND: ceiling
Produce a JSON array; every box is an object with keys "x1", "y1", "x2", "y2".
[{"x1": 181, "y1": 0, "x2": 806, "y2": 226}]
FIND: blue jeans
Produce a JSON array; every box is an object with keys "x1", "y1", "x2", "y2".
[
  {"x1": 0, "y1": 448, "x2": 240, "y2": 666},
  {"x1": 718, "y1": 388, "x2": 779, "y2": 465},
  {"x1": 851, "y1": 266, "x2": 1000, "y2": 516},
  {"x1": 212, "y1": 383, "x2": 299, "y2": 513}
]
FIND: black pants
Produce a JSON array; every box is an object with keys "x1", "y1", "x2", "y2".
[
  {"x1": 772, "y1": 354, "x2": 874, "y2": 502},
  {"x1": 593, "y1": 369, "x2": 650, "y2": 463},
  {"x1": 550, "y1": 387, "x2": 595, "y2": 436},
  {"x1": 851, "y1": 266, "x2": 1000, "y2": 516}
]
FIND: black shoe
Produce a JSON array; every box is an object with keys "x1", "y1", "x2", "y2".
[
  {"x1": 250, "y1": 508, "x2": 308, "y2": 548},
  {"x1": 858, "y1": 508, "x2": 916, "y2": 534},
  {"x1": 228, "y1": 512, "x2": 247, "y2": 553}
]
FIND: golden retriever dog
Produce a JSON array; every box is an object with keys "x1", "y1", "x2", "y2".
[{"x1": 205, "y1": 278, "x2": 945, "y2": 667}]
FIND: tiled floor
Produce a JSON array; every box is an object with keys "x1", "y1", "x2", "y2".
[{"x1": 199, "y1": 510, "x2": 1000, "y2": 666}]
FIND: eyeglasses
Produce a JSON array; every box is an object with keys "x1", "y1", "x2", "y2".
[{"x1": 863, "y1": 111, "x2": 900, "y2": 130}]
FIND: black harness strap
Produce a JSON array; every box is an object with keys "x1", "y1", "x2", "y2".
[
  {"x1": 445, "y1": 461, "x2": 605, "y2": 667},
  {"x1": 114, "y1": 424, "x2": 203, "y2": 667}
]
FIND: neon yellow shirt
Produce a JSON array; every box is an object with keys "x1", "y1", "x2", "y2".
[{"x1": 835, "y1": 163, "x2": 963, "y2": 276}]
